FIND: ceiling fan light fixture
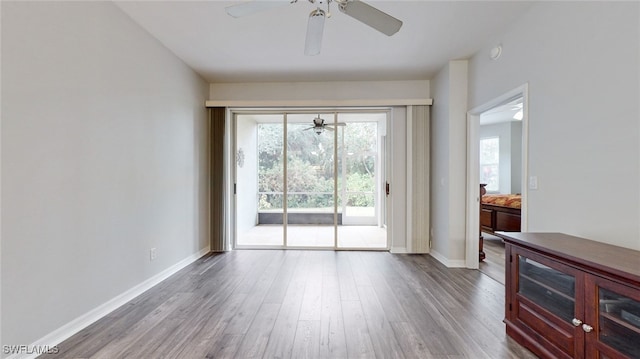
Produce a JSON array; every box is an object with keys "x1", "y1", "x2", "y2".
[
  {"x1": 513, "y1": 110, "x2": 523, "y2": 121},
  {"x1": 305, "y1": 8, "x2": 326, "y2": 56}
]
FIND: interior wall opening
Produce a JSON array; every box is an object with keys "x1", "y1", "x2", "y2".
[
  {"x1": 466, "y1": 84, "x2": 529, "y2": 269},
  {"x1": 477, "y1": 96, "x2": 524, "y2": 283}
]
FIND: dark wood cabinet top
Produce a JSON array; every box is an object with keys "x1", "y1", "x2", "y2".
[{"x1": 498, "y1": 232, "x2": 640, "y2": 286}]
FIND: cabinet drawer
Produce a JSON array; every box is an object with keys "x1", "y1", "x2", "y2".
[
  {"x1": 480, "y1": 209, "x2": 493, "y2": 228},
  {"x1": 496, "y1": 211, "x2": 520, "y2": 231},
  {"x1": 517, "y1": 300, "x2": 576, "y2": 357}
]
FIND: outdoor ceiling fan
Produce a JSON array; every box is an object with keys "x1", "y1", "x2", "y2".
[
  {"x1": 303, "y1": 116, "x2": 346, "y2": 135},
  {"x1": 225, "y1": 0, "x2": 403, "y2": 55}
]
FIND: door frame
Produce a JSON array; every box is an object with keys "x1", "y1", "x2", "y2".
[{"x1": 465, "y1": 84, "x2": 529, "y2": 268}]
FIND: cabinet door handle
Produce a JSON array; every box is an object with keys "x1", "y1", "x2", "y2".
[
  {"x1": 582, "y1": 324, "x2": 593, "y2": 333},
  {"x1": 571, "y1": 318, "x2": 583, "y2": 327}
]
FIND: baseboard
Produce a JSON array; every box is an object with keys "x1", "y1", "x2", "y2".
[
  {"x1": 6, "y1": 246, "x2": 210, "y2": 359},
  {"x1": 390, "y1": 247, "x2": 408, "y2": 254},
  {"x1": 390, "y1": 248, "x2": 434, "y2": 254},
  {"x1": 429, "y1": 250, "x2": 466, "y2": 268}
]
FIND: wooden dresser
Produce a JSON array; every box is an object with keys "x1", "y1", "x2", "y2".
[{"x1": 499, "y1": 232, "x2": 640, "y2": 359}]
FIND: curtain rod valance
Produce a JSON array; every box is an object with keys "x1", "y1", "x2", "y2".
[{"x1": 205, "y1": 98, "x2": 432, "y2": 108}]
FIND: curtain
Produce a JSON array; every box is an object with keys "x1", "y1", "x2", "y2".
[
  {"x1": 210, "y1": 107, "x2": 226, "y2": 251},
  {"x1": 410, "y1": 105, "x2": 430, "y2": 253}
]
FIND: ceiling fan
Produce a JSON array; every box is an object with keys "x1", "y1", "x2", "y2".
[
  {"x1": 303, "y1": 116, "x2": 346, "y2": 135},
  {"x1": 225, "y1": 0, "x2": 403, "y2": 55}
]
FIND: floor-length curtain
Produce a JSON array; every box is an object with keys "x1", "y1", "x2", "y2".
[
  {"x1": 210, "y1": 107, "x2": 226, "y2": 251},
  {"x1": 410, "y1": 105, "x2": 430, "y2": 253}
]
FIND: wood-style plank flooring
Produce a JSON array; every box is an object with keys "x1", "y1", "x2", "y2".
[
  {"x1": 479, "y1": 234, "x2": 507, "y2": 285},
  {"x1": 42, "y1": 250, "x2": 535, "y2": 359}
]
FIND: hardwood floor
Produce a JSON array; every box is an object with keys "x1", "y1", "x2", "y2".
[
  {"x1": 478, "y1": 234, "x2": 507, "y2": 285},
  {"x1": 42, "y1": 250, "x2": 535, "y2": 359}
]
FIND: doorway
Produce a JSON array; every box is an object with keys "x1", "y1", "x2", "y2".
[
  {"x1": 466, "y1": 85, "x2": 529, "y2": 269},
  {"x1": 234, "y1": 110, "x2": 388, "y2": 250}
]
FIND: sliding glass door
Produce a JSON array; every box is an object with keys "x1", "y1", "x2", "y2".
[
  {"x1": 234, "y1": 110, "x2": 387, "y2": 249},
  {"x1": 336, "y1": 114, "x2": 385, "y2": 248},
  {"x1": 235, "y1": 114, "x2": 284, "y2": 246},
  {"x1": 286, "y1": 114, "x2": 336, "y2": 248}
]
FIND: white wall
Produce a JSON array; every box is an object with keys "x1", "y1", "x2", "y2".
[
  {"x1": 429, "y1": 63, "x2": 451, "y2": 259},
  {"x1": 469, "y1": 2, "x2": 640, "y2": 249},
  {"x1": 511, "y1": 122, "x2": 522, "y2": 194},
  {"x1": 429, "y1": 60, "x2": 468, "y2": 266},
  {"x1": 1, "y1": 1, "x2": 209, "y2": 354},
  {"x1": 480, "y1": 123, "x2": 511, "y2": 193},
  {"x1": 479, "y1": 120, "x2": 523, "y2": 194},
  {"x1": 211, "y1": 80, "x2": 430, "y2": 102}
]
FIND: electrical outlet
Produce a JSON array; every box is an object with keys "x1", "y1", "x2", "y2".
[{"x1": 150, "y1": 248, "x2": 157, "y2": 261}]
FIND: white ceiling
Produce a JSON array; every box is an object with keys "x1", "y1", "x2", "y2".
[
  {"x1": 114, "y1": 1, "x2": 535, "y2": 83},
  {"x1": 480, "y1": 97, "x2": 523, "y2": 125}
]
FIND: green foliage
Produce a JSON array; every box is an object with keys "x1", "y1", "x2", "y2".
[
  {"x1": 345, "y1": 172, "x2": 375, "y2": 207},
  {"x1": 257, "y1": 121, "x2": 377, "y2": 210}
]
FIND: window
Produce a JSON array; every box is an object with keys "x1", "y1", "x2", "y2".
[{"x1": 480, "y1": 137, "x2": 499, "y2": 192}]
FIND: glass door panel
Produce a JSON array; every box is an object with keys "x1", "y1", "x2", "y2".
[
  {"x1": 285, "y1": 113, "x2": 335, "y2": 248},
  {"x1": 235, "y1": 110, "x2": 389, "y2": 250},
  {"x1": 344, "y1": 152, "x2": 376, "y2": 219},
  {"x1": 342, "y1": 120, "x2": 377, "y2": 224},
  {"x1": 518, "y1": 255, "x2": 576, "y2": 322},
  {"x1": 597, "y1": 287, "x2": 640, "y2": 357},
  {"x1": 236, "y1": 114, "x2": 284, "y2": 247},
  {"x1": 337, "y1": 114, "x2": 386, "y2": 249}
]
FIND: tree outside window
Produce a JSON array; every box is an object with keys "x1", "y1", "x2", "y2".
[{"x1": 257, "y1": 122, "x2": 377, "y2": 210}]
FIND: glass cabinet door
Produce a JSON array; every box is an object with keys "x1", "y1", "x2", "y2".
[
  {"x1": 587, "y1": 277, "x2": 640, "y2": 359},
  {"x1": 512, "y1": 248, "x2": 584, "y2": 358},
  {"x1": 518, "y1": 255, "x2": 577, "y2": 322}
]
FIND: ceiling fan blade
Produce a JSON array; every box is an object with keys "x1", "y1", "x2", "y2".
[
  {"x1": 325, "y1": 126, "x2": 334, "y2": 131},
  {"x1": 225, "y1": 0, "x2": 291, "y2": 18},
  {"x1": 339, "y1": 0, "x2": 402, "y2": 36},
  {"x1": 304, "y1": 8, "x2": 325, "y2": 56}
]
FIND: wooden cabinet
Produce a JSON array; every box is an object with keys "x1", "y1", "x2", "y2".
[{"x1": 500, "y1": 232, "x2": 640, "y2": 359}]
